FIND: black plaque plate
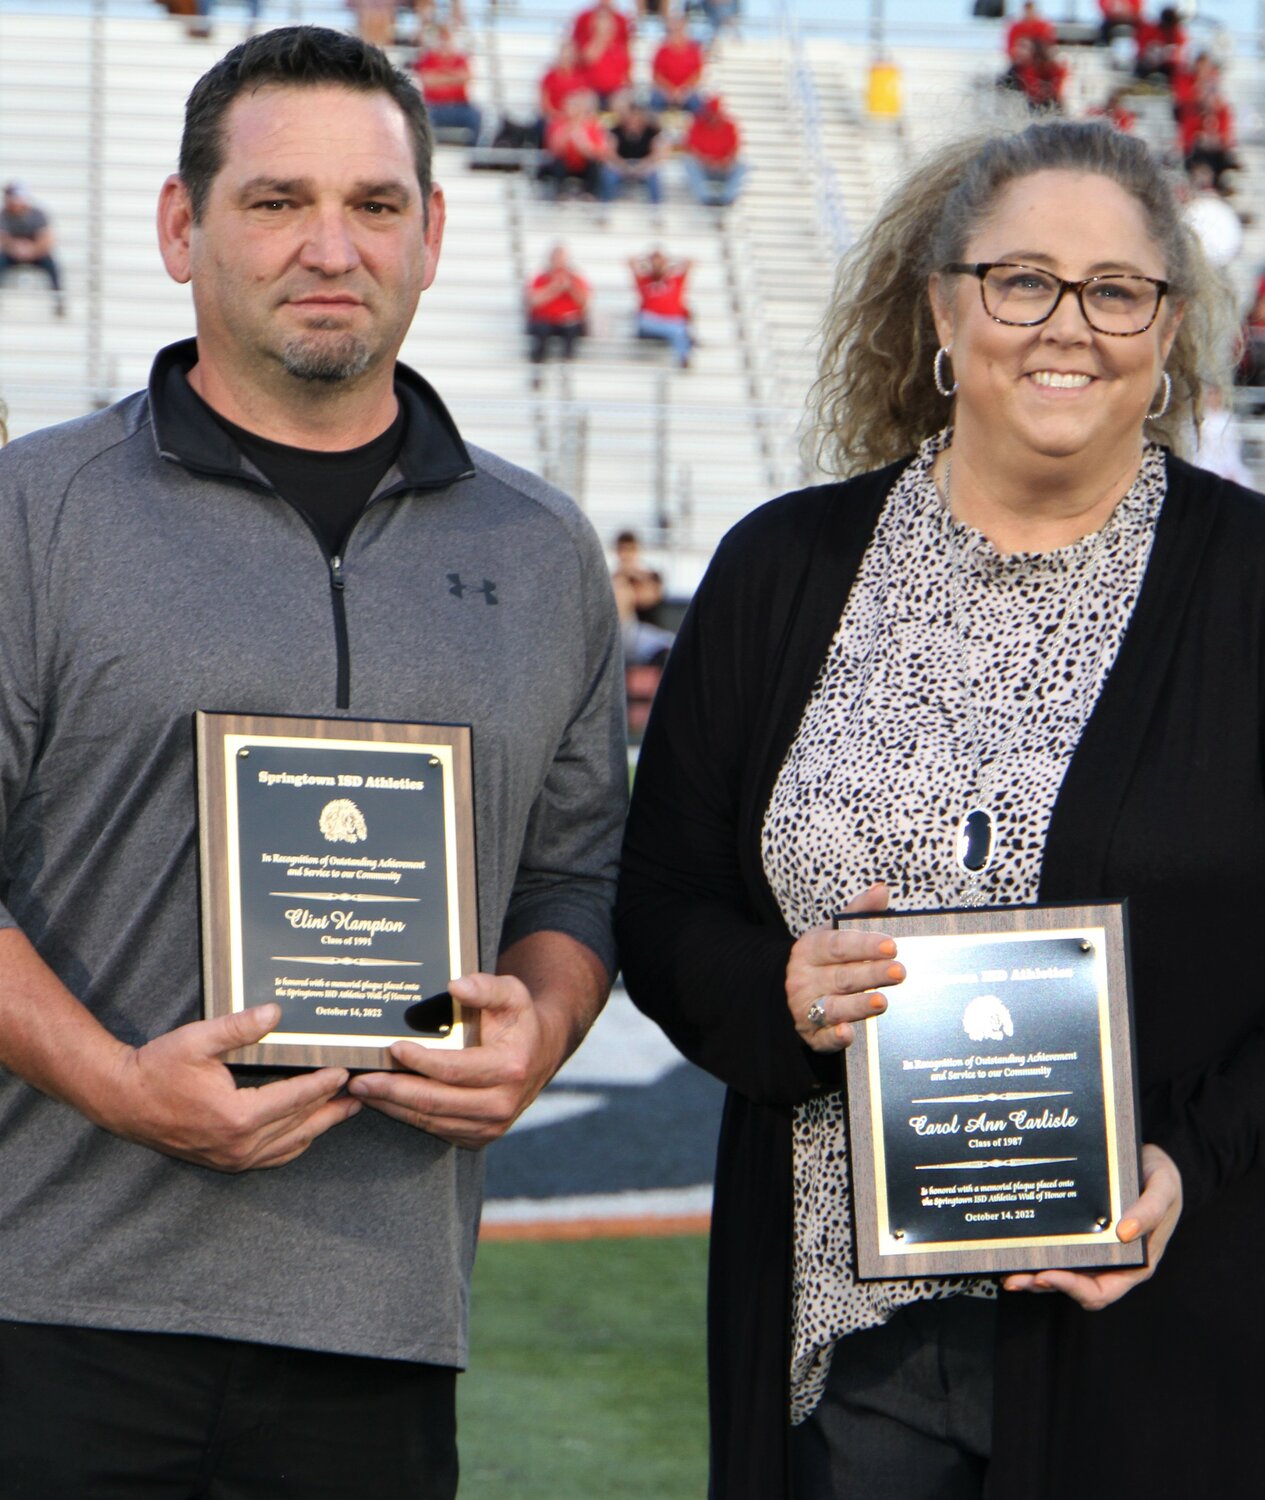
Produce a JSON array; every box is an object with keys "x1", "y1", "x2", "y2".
[
  {"x1": 836, "y1": 903, "x2": 1145, "y2": 1278},
  {"x1": 197, "y1": 711, "x2": 479, "y2": 1070}
]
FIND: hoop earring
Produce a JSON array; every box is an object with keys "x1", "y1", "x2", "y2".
[
  {"x1": 934, "y1": 345, "x2": 957, "y2": 398},
  {"x1": 1146, "y1": 371, "x2": 1172, "y2": 421}
]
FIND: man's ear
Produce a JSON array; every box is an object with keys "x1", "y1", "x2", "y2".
[
  {"x1": 157, "y1": 174, "x2": 194, "y2": 285},
  {"x1": 420, "y1": 184, "x2": 446, "y2": 293}
]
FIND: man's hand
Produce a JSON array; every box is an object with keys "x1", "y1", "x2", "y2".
[
  {"x1": 98, "y1": 1004, "x2": 361, "y2": 1173},
  {"x1": 0, "y1": 929, "x2": 357, "y2": 1173},
  {"x1": 347, "y1": 931, "x2": 609, "y2": 1149}
]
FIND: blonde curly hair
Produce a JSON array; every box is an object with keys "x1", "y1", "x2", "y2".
[{"x1": 808, "y1": 119, "x2": 1238, "y2": 477}]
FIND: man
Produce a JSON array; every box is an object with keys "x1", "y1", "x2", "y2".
[
  {"x1": 682, "y1": 94, "x2": 747, "y2": 208},
  {"x1": 0, "y1": 26, "x2": 625, "y2": 1498},
  {"x1": 0, "y1": 181, "x2": 65, "y2": 315},
  {"x1": 538, "y1": 88, "x2": 612, "y2": 199},
  {"x1": 526, "y1": 243, "x2": 590, "y2": 374},
  {"x1": 412, "y1": 23, "x2": 482, "y2": 142},
  {"x1": 599, "y1": 95, "x2": 668, "y2": 207},
  {"x1": 650, "y1": 13, "x2": 705, "y2": 114},
  {"x1": 631, "y1": 248, "x2": 693, "y2": 368}
]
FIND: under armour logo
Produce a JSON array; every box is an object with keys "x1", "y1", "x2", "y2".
[{"x1": 447, "y1": 573, "x2": 498, "y2": 605}]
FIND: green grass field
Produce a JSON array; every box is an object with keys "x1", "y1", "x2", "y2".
[{"x1": 458, "y1": 1234, "x2": 710, "y2": 1498}]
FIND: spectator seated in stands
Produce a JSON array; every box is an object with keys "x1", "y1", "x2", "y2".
[
  {"x1": 1179, "y1": 83, "x2": 1239, "y2": 194},
  {"x1": 413, "y1": 24, "x2": 482, "y2": 142},
  {"x1": 1097, "y1": 0, "x2": 1142, "y2": 45},
  {"x1": 651, "y1": 15, "x2": 706, "y2": 115},
  {"x1": 1135, "y1": 6, "x2": 1187, "y2": 84},
  {"x1": 525, "y1": 244, "x2": 590, "y2": 376},
  {"x1": 1000, "y1": 36, "x2": 1068, "y2": 113},
  {"x1": 631, "y1": 249, "x2": 694, "y2": 368},
  {"x1": 682, "y1": 95, "x2": 747, "y2": 207},
  {"x1": 600, "y1": 97, "x2": 669, "y2": 206},
  {"x1": 1005, "y1": 1, "x2": 1057, "y2": 60},
  {"x1": 0, "y1": 181, "x2": 64, "y2": 317},
  {"x1": 612, "y1": 530, "x2": 674, "y2": 667},
  {"x1": 572, "y1": 0, "x2": 633, "y2": 107},
  {"x1": 538, "y1": 40, "x2": 588, "y2": 143},
  {"x1": 538, "y1": 90, "x2": 612, "y2": 199}
]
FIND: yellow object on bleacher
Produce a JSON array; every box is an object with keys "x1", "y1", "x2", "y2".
[{"x1": 867, "y1": 61, "x2": 902, "y2": 118}]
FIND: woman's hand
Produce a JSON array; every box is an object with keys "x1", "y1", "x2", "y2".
[
  {"x1": 1002, "y1": 1143, "x2": 1183, "y2": 1310},
  {"x1": 786, "y1": 882, "x2": 904, "y2": 1053}
]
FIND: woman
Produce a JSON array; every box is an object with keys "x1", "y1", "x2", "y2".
[{"x1": 616, "y1": 119, "x2": 1262, "y2": 1498}]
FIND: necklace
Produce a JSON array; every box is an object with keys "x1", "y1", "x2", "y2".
[{"x1": 940, "y1": 455, "x2": 1118, "y2": 906}]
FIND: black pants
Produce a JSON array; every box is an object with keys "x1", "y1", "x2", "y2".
[
  {"x1": 0, "y1": 1320, "x2": 459, "y2": 1499},
  {"x1": 790, "y1": 1296, "x2": 995, "y2": 1500},
  {"x1": 527, "y1": 319, "x2": 585, "y2": 363},
  {"x1": 0, "y1": 251, "x2": 62, "y2": 291}
]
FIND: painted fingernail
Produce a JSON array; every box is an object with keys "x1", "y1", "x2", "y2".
[
  {"x1": 870, "y1": 995, "x2": 886, "y2": 1012},
  {"x1": 1117, "y1": 1218, "x2": 1139, "y2": 1242},
  {"x1": 886, "y1": 963, "x2": 904, "y2": 982},
  {"x1": 878, "y1": 939, "x2": 897, "y2": 957}
]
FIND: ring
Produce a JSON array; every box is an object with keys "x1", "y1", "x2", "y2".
[{"x1": 806, "y1": 999, "x2": 828, "y2": 1030}]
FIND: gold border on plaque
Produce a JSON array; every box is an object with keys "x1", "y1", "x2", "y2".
[
  {"x1": 839, "y1": 903, "x2": 1144, "y2": 1279},
  {"x1": 197, "y1": 711, "x2": 480, "y2": 1071}
]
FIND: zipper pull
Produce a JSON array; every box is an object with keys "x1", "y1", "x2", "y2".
[{"x1": 329, "y1": 554, "x2": 345, "y2": 590}]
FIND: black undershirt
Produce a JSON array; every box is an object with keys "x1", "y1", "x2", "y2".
[{"x1": 206, "y1": 398, "x2": 408, "y2": 559}]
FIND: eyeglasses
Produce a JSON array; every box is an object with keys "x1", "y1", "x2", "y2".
[{"x1": 943, "y1": 262, "x2": 1169, "y2": 336}]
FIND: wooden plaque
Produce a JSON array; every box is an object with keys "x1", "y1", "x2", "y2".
[
  {"x1": 837, "y1": 902, "x2": 1145, "y2": 1279},
  {"x1": 197, "y1": 711, "x2": 479, "y2": 1070}
]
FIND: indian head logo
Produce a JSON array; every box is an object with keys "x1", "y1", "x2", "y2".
[
  {"x1": 318, "y1": 798, "x2": 367, "y2": 845},
  {"x1": 962, "y1": 994, "x2": 1014, "y2": 1044}
]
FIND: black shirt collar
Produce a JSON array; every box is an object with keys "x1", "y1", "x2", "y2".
[{"x1": 146, "y1": 338, "x2": 475, "y2": 497}]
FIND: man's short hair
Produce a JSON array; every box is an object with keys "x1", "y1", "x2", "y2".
[{"x1": 179, "y1": 25, "x2": 434, "y2": 223}]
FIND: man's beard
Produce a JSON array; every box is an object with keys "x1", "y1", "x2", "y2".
[{"x1": 277, "y1": 330, "x2": 373, "y2": 384}]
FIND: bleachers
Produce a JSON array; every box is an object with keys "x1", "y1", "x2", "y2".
[{"x1": 3, "y1": 5, "x2": 1264, "y2": 591}]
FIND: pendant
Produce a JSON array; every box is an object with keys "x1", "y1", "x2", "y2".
[{"x1": 956, "y1": 807, "x2": 995, "y2": 874}]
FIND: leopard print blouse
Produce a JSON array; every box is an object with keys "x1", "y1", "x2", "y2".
[{"x1": 761, "y1": 432, "x2": 1165, "y2": 1423}]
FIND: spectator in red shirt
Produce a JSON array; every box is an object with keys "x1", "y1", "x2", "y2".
[
  {"x1": 1002, "y1": 36, "x2": 1068, "y2": 113},
  {"x1": 682, "y1": 95, "x2": 747, "y2": 207},
  {"x1": 538, "y1": 90, "x2": 612, "y2": 199},
  {"x1": 1180, "y1": 85, "x2": 1238, "y2": 191},
  {"x1": 631, "y1": 249, "x2": 693, "y2": 367},
  {"x1": 537, "y1": 39, "x2": 587, "y2": 145},
  {"x1": 1135, "y1": 6, "x2": 1187, "y2": 83},
  {"x1": 412, "y1": 25, "x2": 481, "y2": 142},
  {"x1": 651, "y1": 15, "x2": 705, "y2": 115},
  {"x1": 572, "y1": 0, "x2": 632, "y2": 54},
  {"x1": 1097, "y1": 0, "x2": 1142, "y2": 44},
  {"x1": 1005, "y1": 2, "x2": 1056, "y2": 60},
  {"x1": 573, "y1": 0, "x2": 632, "y2": 106},
  {"x1": 525, "y1": 244, "x2": 590, "y2": 374}
]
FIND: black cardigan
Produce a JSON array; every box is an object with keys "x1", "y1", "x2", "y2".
[{"x1": 616, "y1": 453, "x2": 1265, "y2": 1499}]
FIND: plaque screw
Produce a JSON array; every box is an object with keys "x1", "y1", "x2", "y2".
[
  {"x1": 891, "y1": 1229, "x2": 905, "y2": 1240},
  {"x1": 1094, "y1": 1216, "x2": 1110, "y2": 1231},
  {"x1": 238, "y1": 749, "x2": 250, "y2": 758},
  {"x1": 1080, "y1": 940, "x2": 1093, "y2": 953},
  {"x1": 428, "y1": 757, "x2": 440, "y2": 766}
]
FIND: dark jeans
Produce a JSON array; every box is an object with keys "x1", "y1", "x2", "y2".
[
  {"x1": 790, "y1": 1296, "x2": 996, "y2": 1500},
  {"x1": 527, "y1": 319, "x2": 585, "y2": 363},
  {"x1": 0, "y1": 251, "x2": 62, "y2": 291},
  {"x1": 0, "y1": 1320, "x2": 459, "y2": 1499},
  {"x1": 536, "y1": 156, "x2": 602, "y2": 198}
]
